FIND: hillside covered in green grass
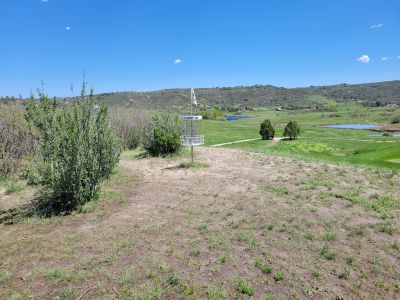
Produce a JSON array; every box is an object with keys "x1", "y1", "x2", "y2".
[{"x1": 91, "y1": 80, "x2": 400, "y2": 109}]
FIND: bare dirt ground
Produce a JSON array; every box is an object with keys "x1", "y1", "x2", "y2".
[{"x1": 0, "y1": 147, "x2": 399, "y2": 299}]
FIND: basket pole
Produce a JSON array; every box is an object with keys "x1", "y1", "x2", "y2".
[{"x1": 190, "y1": 117, "x2": 194, "y2": 163}]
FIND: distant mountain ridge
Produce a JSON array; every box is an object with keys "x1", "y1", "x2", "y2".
[
  {"x1": 1, "y1": 80, "x2": 399, "y2": 109},
  {"x1": 93, "y1": 80, "x2": 400, "y2": 109}
]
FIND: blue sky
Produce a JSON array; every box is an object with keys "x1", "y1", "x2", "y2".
[{"x1": 1, "y1": 0, "x2": 399, "y2": 97}]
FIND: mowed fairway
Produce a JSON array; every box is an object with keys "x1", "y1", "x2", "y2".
[
  {"x1": 1, "y1": 148, "x2": 399, "y2": 299},
  {"x1": 203, "y1": 103, "x2": 400, "y2": 168}
]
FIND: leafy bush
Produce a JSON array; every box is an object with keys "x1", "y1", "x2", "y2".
[
  {"x1": 283, "y1": 121, "x2": 300, "y2": 140},
  {"x1": 142, "y1": 112, "x2": 182, "y2": 156},
  {"x1": 0, "y1": 106, "x2": 36, "y2": 177},
  {"x1": 26, "y1": 86, "x2": 121, "y2": 215},
  {"x1": 201, "y1": 109, "x2": 224, "y2": 120},
  {"x1": 259, "y1": 119, "x2": 275, "y2": 140},
  {"x1": 391, "y1": 115, "x2": 400, "y2": 124}
]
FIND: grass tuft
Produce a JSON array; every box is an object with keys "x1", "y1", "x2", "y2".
[
  {"x1": 167, "y1": 273, "x2": 180, "y2": 286},
  {"x1": 236, "y1": 278, "x2": 255, "y2": 296},
  {"x1": 254, "y1": 257, "x2": 272, "y2": 274},
  {"x1": 273, "y1": 271, "x2": 284, "y2": 282}
]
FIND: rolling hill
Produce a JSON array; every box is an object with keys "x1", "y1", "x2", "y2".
[
  {"x1": 92, "y1": 80, "x2": 400, "y2": 110},
  {"x1": 1, "y1": 80, "x2": 399, "y2": 110}
]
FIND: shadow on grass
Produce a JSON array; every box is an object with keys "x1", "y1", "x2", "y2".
[
  {"x1": 0, "y1": 194, "x2": 79, "y2": 225},
  {"x1": 163, "y1": 161, "x2": 209, "y2": 171},
  {"x1": 122, "y1": 148, "x2": 188, "y2": 160},
  {"x1": 0, "y1": 201, "x2": 35, "y2": 225}
]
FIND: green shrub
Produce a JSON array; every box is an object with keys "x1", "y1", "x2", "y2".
[
  {"x1": 283, "y1": 121, "x2": 300, "y2": 140},
  {"x1": 22, "y1": 161, "x2": 41, "y2": 186},
  {"x1": 390, "y1": 115, "x2": 400, "y2": 124},
  {"x1": 142, "y1": 112, "x2": 182, "y2": 156},
  {"x1": 201, "y1": 109, "x2": 224, "y2": 120},
  {"x1": 259, "y1": 119, "x2": 275, "y2": 140},
  {"x1": 26, "y1": 85, "x2": 121, "y2": 215}
]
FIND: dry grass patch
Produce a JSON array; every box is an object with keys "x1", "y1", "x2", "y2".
[{"x1": 0, "y1": 148, "x2": 399, "y2": 299}]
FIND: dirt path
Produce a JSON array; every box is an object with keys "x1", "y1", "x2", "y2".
[
  {"x1": 211, "y1": 136, "x2": 399, "y2": 148},
  {"x1": 100, "y1": 147, "x2": 399, "y2": 298},
  {"x1": 1, "y1": 147, "x2": 399, "y2": 299},
  {"x1": 211, "y1": 137, "x2": 284, "y2": 147}
]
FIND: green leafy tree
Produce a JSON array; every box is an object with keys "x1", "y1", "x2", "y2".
[
  {"x1": 142, "y1": 112, "x2": 182, "y2": 156},
  {"x1": 259, "y1": 119, "x2": 275, "y2": 140},
  {"x1": 26, "y1": 83, "x2": 121, "y2": 215},
  {"x1": 283, "y1": 121, "x2": 300, "y2": 140}
]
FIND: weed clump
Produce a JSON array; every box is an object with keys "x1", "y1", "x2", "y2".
[
  {"x1": 236, "y1": 278, "x2": 255, "y2": 296},
  {"x1": 323, "y1": 231, "x2": 337, "y2": 241},
  {"x1": 373, "y1": 222, "x2": 396, "y2": 235},
  {"x1": 273, "y1": 271, "x2": 284, "y2": 282},
  {"x1": 254, "y1": 257, "x2": 272, "y2": 274},
  {"x1": 320, "y1": 245, "x2": 336, "y2": 260},
  {"x1": 207, "y1": 286, "x2": 228, "y2": 299},
  {"x1": 167, "y1": 273, "x2": 180, "y2": 286}
]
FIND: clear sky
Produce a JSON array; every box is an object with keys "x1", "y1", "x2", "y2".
[{"x1": 1, "y1": 0, "x2": 399, "y2": 97}]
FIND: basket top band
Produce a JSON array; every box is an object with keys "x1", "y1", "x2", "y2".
[{"x1": 181, "y1": 116, "x2": 202, "y2": 121}]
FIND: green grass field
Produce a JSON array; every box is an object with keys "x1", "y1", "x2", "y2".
[{"x1": 202, "y1": 103, "x2": 400, "y2": 168}]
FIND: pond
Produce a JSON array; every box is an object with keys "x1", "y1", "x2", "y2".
[
  {"x1": 224, "y1": 115, "x2": 255, "y2": 122},
  {"x1": 323, "y1": 124, "x2": 379, "y2": 130}
]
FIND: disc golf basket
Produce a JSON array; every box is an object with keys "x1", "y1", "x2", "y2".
[
  {"x1": 180, "y1": 115, "x2": 204, "y2": 163},
  {"x1": 180, "y1": 88, "x2": 204, "y2": 163}
]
